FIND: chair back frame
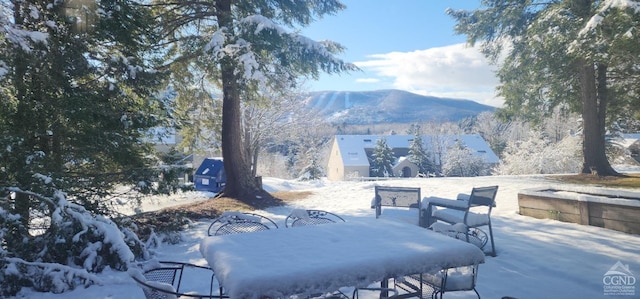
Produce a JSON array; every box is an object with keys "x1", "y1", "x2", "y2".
[
  {"x1": 285, "y1": 209, "x2": 346, "y2": 227},
  {"x1": 207, "y1": 212, "x2": 278, "y2": 236},
  {"x1": 463, "y1": 185, "x2": 499, "y2": 223},
  {"x1": 433, "y1": 264, "x2": 481, "y2": 299},
  {"x1": 468, "y1": 185, "x2": 499, "y2": 207},
  {"x1": 132, "y1": 261, "x2": 226, "y2": 299}
]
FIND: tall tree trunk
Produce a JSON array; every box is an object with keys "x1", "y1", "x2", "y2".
[
  {"x1": 570, "y1": 0, "x2": 618, "y2": 176},
  {"x1": 578, "y1": 60, "x2": 618, "y2": 176},
  {"x1": 215, "y1": 0, "x2": 270, "y2": 202}
]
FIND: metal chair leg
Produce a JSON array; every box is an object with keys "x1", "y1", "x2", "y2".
[{"x1": 487, "y1": 221, "x2": 496, "y2": 257}]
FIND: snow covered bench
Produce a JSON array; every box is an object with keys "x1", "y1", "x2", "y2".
[{"x1": 372, "y1": 186, "x2": 421, "y2": 220}]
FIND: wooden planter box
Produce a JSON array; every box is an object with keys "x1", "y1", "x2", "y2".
[{"x1": 518, "y1": 187, "x2": 640, "y2": 235}]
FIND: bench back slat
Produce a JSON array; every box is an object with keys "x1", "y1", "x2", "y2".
[{"x1": 374, "y1": 186, "x2": 421, "y2": 218}]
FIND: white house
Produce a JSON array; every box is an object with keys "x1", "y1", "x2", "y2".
[{"x1": 326, "y1": 134, "x2": 500, "y2": 181}]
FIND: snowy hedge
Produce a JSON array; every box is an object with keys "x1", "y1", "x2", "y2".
[
  {"x1": 496, "y1": 132, "x2": 582, "y2": 175},
  {"x1": 0, "y1": 189, "x2": 150, "y2": 296}
]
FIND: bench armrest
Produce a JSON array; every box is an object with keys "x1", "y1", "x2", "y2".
[
  {"x1": 423, "y1": 196, "x2": 470, "y2": 210},
  {"x1": 456, "y1": 193, "x2": 470, "y2": 201}
]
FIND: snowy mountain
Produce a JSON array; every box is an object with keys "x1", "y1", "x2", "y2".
[{"x1": 303, "y1": 89, "x2": 495, "y2": 124}]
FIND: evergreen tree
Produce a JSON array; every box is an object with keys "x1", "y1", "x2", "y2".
[
  {"x1": 298, "y1": 150, "x2": 324, "y2": 181},
  {"x1": 0, "y1": 0, "x2": 167, "y2": 294},
  {"x1": 369, "y1": 138, "x2": 395, "y2": 177},
  {"x1": 0, "y1": 0, "x2": 168, "y2": 198},
  {"x1": 172, "y1": 86, "x2": 223, "y2": 156},
  {"x1": 448, "y1": 0, "x2": 640, "y2": 176},
  {"x1": 155, "y1": 0, "x2": 356, "y2": 202},
  {"x1": 408, "y1": 133, "x2": 435, "y2": 175}
]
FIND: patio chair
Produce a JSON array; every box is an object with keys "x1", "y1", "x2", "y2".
[
  {"x1": 285, "y1": 209, "x2": 349, "y2": 299},
  {"x1": 285, "y1": 209, "x2": 346, "y2": 227},
  {"x1": 422, "y1": 185, "x2": 499, "y2": 257},
  {"x1": 207, "y1": 211, "x2": 278, "y2": 236},
  {"x1": 421, "y1": 264, "x2": 481, "y2": 299},
  {"x1": 389, "y1": 264, "x2": 480, "y2": 299},
  {"x1": 130, "y1": 261, "x2": 227, "y2": 299}
]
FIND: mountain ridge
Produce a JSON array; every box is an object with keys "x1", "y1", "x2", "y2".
[{"x1": 304, "y1": 89, "x2": 495, "y2": 124}]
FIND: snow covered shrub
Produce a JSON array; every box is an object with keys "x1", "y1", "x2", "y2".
[
  {"x1": 0, "y1": 202, "x2": 30, "y2": 297},
  {"x1": 0, "y1": 189, "x2": 149, "y2": 296},
  {"x1": 2, "y1": 258, "x2": 101, "y2": 294},
  {"x1": 118, "y1": 220, "x2": 153, "y2": 259},
  {"x1": 43, "y1": 191, "x2": 136, "y2": 271},
  {"x1": 442, "y1": 143, "x2": 487, "y2": 177},
  {"x1": 496, "y1": 131, "x2": 582, "y2": 175},
  {"x1": 298, "y1": 159, "x2": 324, "y2": 181},
  {"x1": 544, "y1": 135, "x2": 583, "y2": 173}
]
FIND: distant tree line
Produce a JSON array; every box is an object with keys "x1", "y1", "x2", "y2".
[{"x1": 254, "y1": 107, "x2": 637, "y2": 178}]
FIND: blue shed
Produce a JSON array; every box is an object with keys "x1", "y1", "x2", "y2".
[{"x1": 194, "y1": 158, "x2": 226, "y2": 193}]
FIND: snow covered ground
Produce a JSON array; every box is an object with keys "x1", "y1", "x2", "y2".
[{"x1": 13, "y1": 168, "x2": 640, "y2": 299}]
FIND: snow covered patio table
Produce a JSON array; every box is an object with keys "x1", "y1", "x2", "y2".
[{"x1": 199, "y1": 218, "x2": 485, "y2": 298}]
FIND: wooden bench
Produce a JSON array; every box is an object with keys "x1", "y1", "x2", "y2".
[{"x1": 372, "y1": 186, "x2": 421, "y2": 219}]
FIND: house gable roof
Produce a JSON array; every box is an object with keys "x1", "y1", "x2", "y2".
[{"x1": 333, "y1": 134, "x2": 499, "y2": 167}]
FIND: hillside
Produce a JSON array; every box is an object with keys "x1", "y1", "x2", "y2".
[{"x1": 304, "y1": 89, "x2": 495, "y2": 124}]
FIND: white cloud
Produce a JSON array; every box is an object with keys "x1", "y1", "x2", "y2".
[
  {"x1": 355, "y1": 78, "x2": 380, "y2": 84},
  {"x1": 354, "y1": 43, "x2": 503, "y2": 107}
]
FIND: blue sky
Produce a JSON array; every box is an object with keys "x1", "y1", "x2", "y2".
[{"x1": 300, "y1": 1, "x2": 502, "y2": 107}]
